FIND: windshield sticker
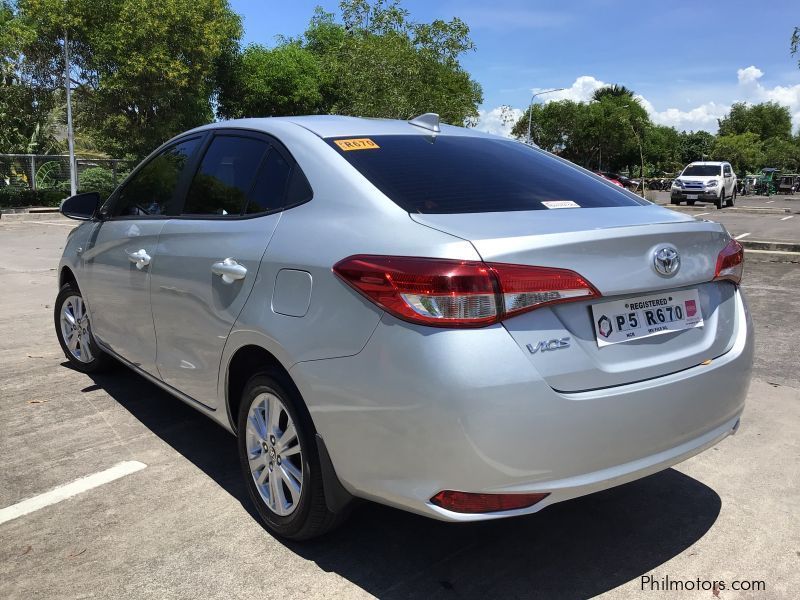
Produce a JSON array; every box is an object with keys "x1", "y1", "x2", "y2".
[
  {"x1": 542, "y1": 200, "x2": 580, "y2": 209},
  {"x1": 334, "y1": 138, "x2": 380, "y2": 151}
]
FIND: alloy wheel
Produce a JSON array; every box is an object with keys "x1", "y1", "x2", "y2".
[
  {"x1": 60, "y1": 295, "x2": 94, "y2": 363},
  {"x1": 245, "y1": 392, "x2": 303, "y2": 516}
]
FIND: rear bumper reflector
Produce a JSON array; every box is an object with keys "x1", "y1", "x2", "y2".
[{"x1": 430, "y1": 490, "x2": 550, "y2": 513}]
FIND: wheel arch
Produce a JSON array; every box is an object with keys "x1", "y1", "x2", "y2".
[
  {"x1": 59, "y1": 265, "x2": 78, "y2": 289},
  {"x1": 223, "y1": 342, "x2": 356, "y2": 512},
  {"x1": 225, "y1": 343, "x2": 305, "y2": 435}
]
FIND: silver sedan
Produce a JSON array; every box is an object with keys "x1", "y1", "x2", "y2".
[{"x1": 54, "y1": 114, "x2": 753, "y2": 539}]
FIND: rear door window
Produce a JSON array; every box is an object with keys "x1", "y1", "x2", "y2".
[
  {"x1": 183, "y1": 135, "x2": 270, "y2": 216},
  {"x1": 327, "y1": 135, "x2": 645, "y2": 214}
]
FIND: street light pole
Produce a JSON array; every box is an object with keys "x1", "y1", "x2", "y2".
[
  {"x1": 526, "y1": 87, "x2": 565, "y2": 144},
  {"x1": 64, "y1": 30, "x2": 77, "y2": 197}
]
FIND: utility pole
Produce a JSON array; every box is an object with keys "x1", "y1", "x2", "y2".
[
  {"x1": 526, "y1": 87, "x2": 565, "y2": 144},
  {"x1": 64, "y1": 30, "x2": 77, "y2": 196}
]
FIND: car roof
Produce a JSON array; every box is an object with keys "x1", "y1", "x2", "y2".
[
  {"x1": 189, "y1": 115, "x2": 500, "y2": 140},
  {"x1": 687, "y1": 161, "x2": 726, "y2": 166}
]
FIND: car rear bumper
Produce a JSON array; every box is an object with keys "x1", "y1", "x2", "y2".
[{"x1": 290, "y1": 289, "x2": 754, "y2": 522}]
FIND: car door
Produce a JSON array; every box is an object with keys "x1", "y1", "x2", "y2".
[
  {"x1": 723, "y1": 164, "x2": 734, "y2": 196},
  {"x1": 79, "y1": 137, "x2": 202, "y2": 375},
  {"x1": 149, "y1": 131, "x2": 304, "y2": 408}
]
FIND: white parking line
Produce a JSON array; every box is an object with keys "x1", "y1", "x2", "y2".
[
  {"x1": 695, "y1": 212, "x2": 709, "y2": 216},
  {"x1": 780, "y1": 216, "x2": 794, "y2": 221},
  {"x1": 0, "y1": 461, "x2": 146, "y2": 526},
  {"x1": 735, "y1": 232, "x2": 751, "y2": 240},
  {"x1": 766, "y1": 200, "x2": 774, "y2": 203}
]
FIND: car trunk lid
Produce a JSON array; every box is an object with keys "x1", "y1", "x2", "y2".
[{"x1": 411, "y1": 206, "x2": 738, "y2": 391}]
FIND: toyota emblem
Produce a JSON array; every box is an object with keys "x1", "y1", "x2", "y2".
[{"x1": 653, "y1": 246, "x2": 680, "y2": 277}]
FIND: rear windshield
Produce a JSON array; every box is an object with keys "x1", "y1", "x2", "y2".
[
  {"x1": 327, "y1": 135, "x2": 646, "y2": 214},
  {"x1": 682, "y1": 165, "x2": 722, "y2": 177}
]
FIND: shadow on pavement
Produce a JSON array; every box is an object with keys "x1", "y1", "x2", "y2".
[{"x1": 81, "y1": 363, "x2": 722, "y2": 600}]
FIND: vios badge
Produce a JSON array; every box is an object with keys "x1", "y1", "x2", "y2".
[
  {"x1": 653, "y1": 246, "x2": 680, "y2": 277},
  {"x1": 527, "y1": 338, "x2": 570, "y2": 354}
]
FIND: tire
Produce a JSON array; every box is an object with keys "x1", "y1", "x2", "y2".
[
  {"x1": 716, "y1": 191, "x2": 724, "y2": 210},
  {"x1": 54, "y1": 282, "x2": 113, "y2": 373},
  {"x1": 237, "y1": 373, "x2": 345, "y2": 540},
  {"x1": 727, "y1": 188, "x2": 736, "y2": 207},
  {"x1": 670, "y1": 198, "x2": 680, "y2": 205}
]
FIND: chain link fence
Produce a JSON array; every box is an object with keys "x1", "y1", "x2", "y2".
[{"x1": 0, "y1": 154, "x2": 133, "y2": 192}]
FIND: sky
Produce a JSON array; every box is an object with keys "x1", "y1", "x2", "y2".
[{"x1": 229, "y1": 0, "x2": 800, "y2": 137}]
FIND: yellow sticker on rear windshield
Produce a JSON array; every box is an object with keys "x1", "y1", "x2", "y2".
[{"x1": 334, "y1": 138, "x2": 380, "y2": 151}]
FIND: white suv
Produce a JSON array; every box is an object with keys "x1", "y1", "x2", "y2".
[{"x1": 671, "y1": 161, "x2": 737, "y2": 209}]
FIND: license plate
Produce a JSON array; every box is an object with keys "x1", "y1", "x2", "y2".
[
  {"x1": 591, "y1": 289, "x2": 703, "y2": 347},
  {"x1": 686, "y1": 194, "x2": 698, "y2": 200}
]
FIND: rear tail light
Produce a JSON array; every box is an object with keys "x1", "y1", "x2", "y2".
[
  {"x1": 333, "y1": 255, "x2": 599, "y2": 328},
  {"x1": 714, "y1": 239, "x2": 744, "y2": 285},
  {"x1": 430, "y1": 490, "x2": 549, "y2": 513}
]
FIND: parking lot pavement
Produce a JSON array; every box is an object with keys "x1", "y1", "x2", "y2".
[
  {"x1": 646, "y1": 192, "x2": 800, "y2": 245},
  {"x1": 674, "y1": 210, "x2": 799, "y2": 244},
  {"x1": 1, "y1": 221, "x2": 799, "y2": 599},
  {"x1": 651, "y1": 191, "x2": 800, "y2": 213}
]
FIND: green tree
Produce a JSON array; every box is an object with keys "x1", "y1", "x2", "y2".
[
  {"x1": 591, "y1": 84, "x2": 634, "y2": 101},
  {"x1": 218, "y1": 43, "x2": 323, "y2": 118},
  {"x1": 11, "y1": 0, "x2": 242, "y2": 158},
  {"x1": 678, "y1": 130, "x2": 715, "y2": 164},
  {"x1": 718, "y1": 101, "x2": 793, "y2": 140},
  {"x1": 221, "y1": 1, "x2": 482, "y2": 125},
  {"x1": 511, "y1": 93, "x2": 650, "y2": 174},
  {"x1": 644, "y1": 125, "x2": 682, "y2": 174},
  {"x1": 711, "y1": 133, "x2": 765, "y2": 176},
  {"x1": 762, "y1": 136, "x2": 800, "y2": 171}
]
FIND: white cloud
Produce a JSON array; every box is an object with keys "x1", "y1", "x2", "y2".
[
  {"x1": 737, "y1": 66, "x2": 764, "y2": 86},
  {"x1": 473, "y1": 105, "x2": 524, "y2": 137},
  {"x1": 478, "y1": 68, "x2": 800, "y2": 137},
  {"x1": 533, "y1": 76, "x2": 608, "y2": 103},
  {"x1": 640, "y1": 97, "x2": 729, "y2": 132},
  {"x1": 735, "y1": 65, "x2": 800, "y2": 129}
]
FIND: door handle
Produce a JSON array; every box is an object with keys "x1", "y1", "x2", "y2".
[
  {"x1": 211, "y1": 258, "x2": 247, "y2": 284},
  {"x1": 127, "y1": 249, "x2": 151, "y2": 270}
]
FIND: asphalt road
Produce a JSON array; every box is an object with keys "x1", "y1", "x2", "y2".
[{"x1": 1, "y1": 220, "x2": 798, "y2": 599}]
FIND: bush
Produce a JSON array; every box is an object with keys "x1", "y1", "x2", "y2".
[
  {"x1": 78, "y1": 167, "x2": 119, "y2": 197},
  {"x1": 0, "y1": 188, "x2": 68, "y2": 208}
]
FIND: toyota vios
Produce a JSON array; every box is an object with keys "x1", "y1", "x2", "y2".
[{"x1": 55, "y1": 115, "x2": 753, "y2": 539}]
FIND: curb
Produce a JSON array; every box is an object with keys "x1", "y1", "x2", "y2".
[
  {"x1": 666, "y1": 205, "x2": 791, "y2": 215},
  {"x1": 744, "y1": 249, "x2": 800, "y2": 264},
  {"x1": 741, "y1": 240, "x2": 800, "y2": 253},
  {"x1": 0, "y1": 212, "x2": 68, "y2": 222}
]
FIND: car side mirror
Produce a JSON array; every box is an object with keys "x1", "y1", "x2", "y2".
[{"x1": 60, "y1": 192, "x2": 101, "y2": 221}]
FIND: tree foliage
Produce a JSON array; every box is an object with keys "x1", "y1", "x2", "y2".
[
  {"x1": 511, "y1": 93, "x2": 799, "y2": 177},
  {"x1": 218, "y1": 43, "x2": 323, "y2": 118},
  {"x1": 511, "y1": 93, "x2": 650, "y2": 174},
  {"x1": 711, "y1": 133, "x2": 764, "y2": 175},
  {"x1": 219, "y1": 0, "x2": 482, "y2": 125},
  {"x1": 717, "y1": 101, "x2": 792, "y2": 140},
  {"x1": 678, "y1": 130, "x2": 715, "y2": 164},
  {"x1": 9, "y1": 0, "x2": 242, "y2": 158}
]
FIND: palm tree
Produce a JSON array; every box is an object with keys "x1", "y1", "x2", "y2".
[{"x1": 592, "y1": 84, "x2": 634, "y2": 102}]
